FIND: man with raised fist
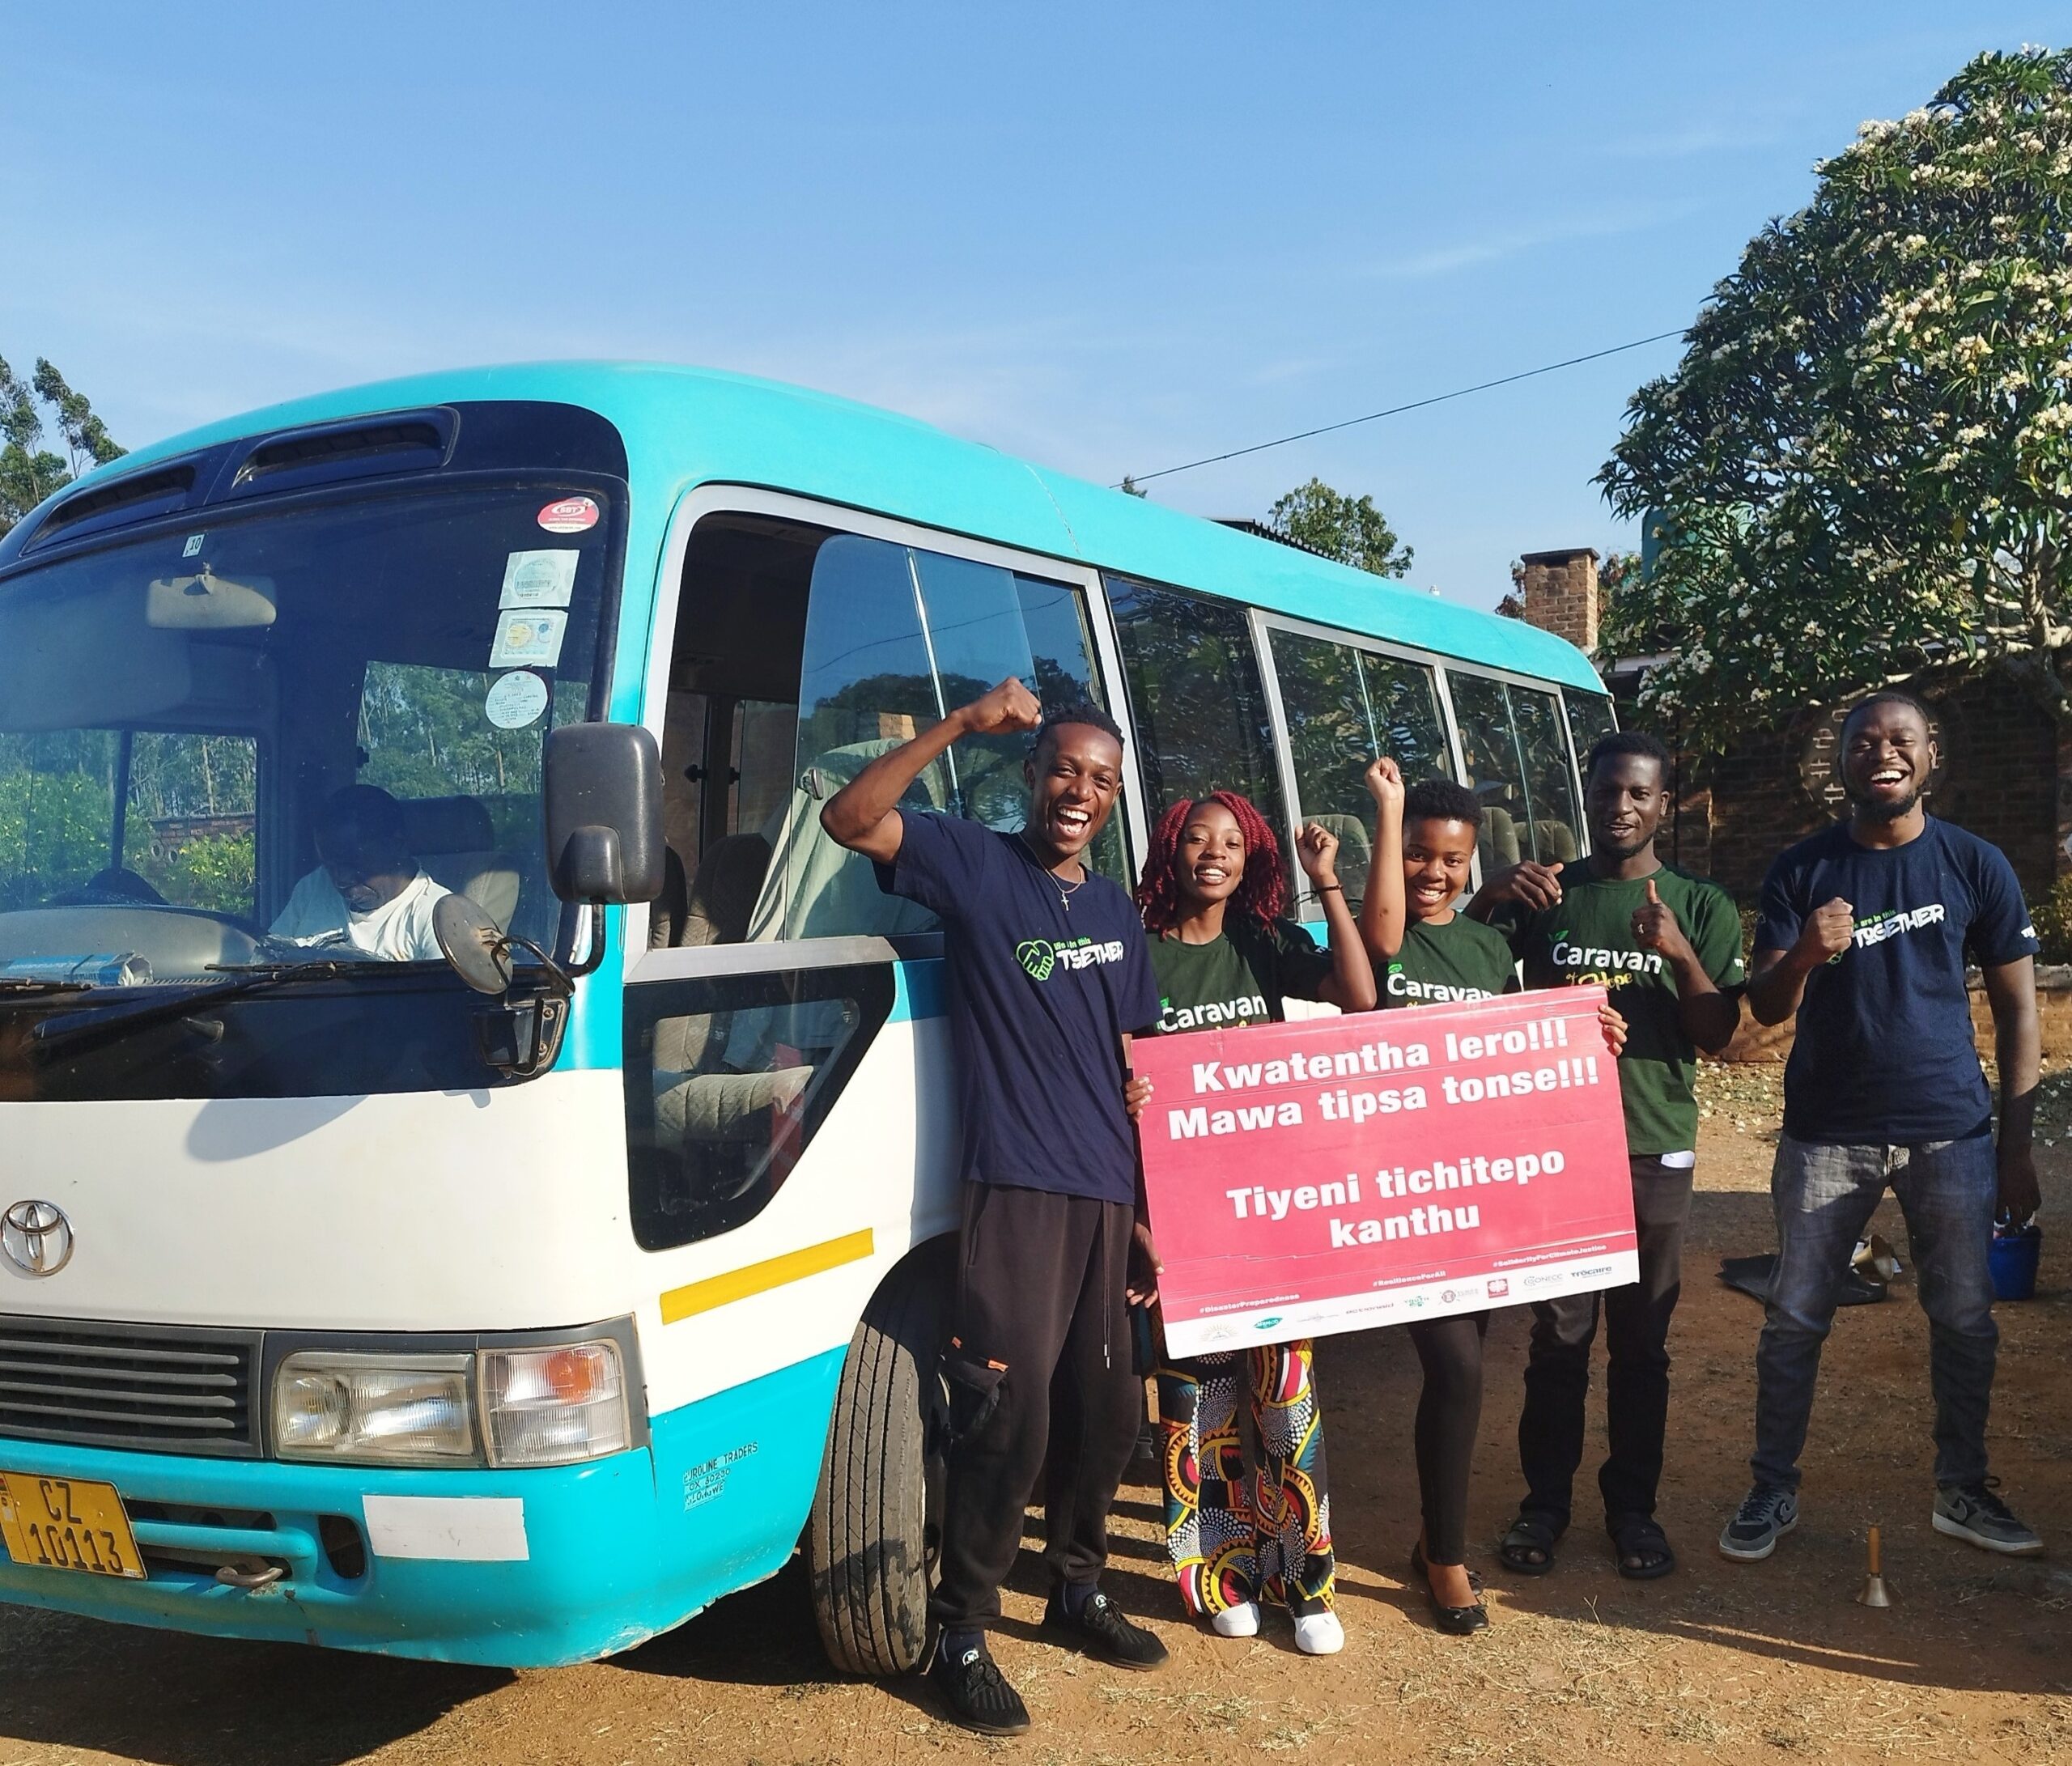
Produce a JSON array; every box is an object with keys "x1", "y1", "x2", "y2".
[
  {"x1": 1470, "y1": 729, "x2": 1743, "y2": 1582},
  {"x1": 1721, "y1": 692, "x2": 2044, "y2": 1564},
  {"x1": 822, "y1": 679, "x2": 1167, "y2": 1736}
]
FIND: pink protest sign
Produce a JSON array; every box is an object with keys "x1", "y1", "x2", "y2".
[{"x1": 1136, "y1": 987, "x2": 1637, "y2": 1356}]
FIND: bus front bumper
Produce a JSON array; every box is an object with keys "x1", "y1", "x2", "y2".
[{"x1": 0, "y1": 1348, "x2": 843, "y2": 1668}]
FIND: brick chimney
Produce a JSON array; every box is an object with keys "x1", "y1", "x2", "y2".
[{"x1": 1517, "y1": 548, "x2": 1599, "y2": 654}]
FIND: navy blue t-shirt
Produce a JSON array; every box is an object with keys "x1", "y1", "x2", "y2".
[
  {"x1": 1756, "y1": 817, "x2": 2039, "y2": 1145},
  {"x1": 878, "y1": 810, "x2": 1161, "y2": 1203}
]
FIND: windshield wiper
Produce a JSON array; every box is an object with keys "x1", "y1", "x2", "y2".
[
  {"x1": 0, "y1": 979, "x2": 93, "y2": 996},
  {"x1": 26, "y1": 961, "x2": 370, "y2": 1059}
]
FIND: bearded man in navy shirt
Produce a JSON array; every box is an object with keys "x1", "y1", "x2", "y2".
[
  {"x1": 822, "y1": 678, "x2": 1167, "y2": 1737},
  {"x1": 1720, "y1": 693, "x2": 2044, "y2": 1564}
]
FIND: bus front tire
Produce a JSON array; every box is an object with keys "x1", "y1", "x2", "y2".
[{"x1": 808, "y1": 1241, "x2": 949, "y2": 1677}]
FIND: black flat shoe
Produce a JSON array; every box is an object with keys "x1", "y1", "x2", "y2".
[
  {"x1": 1041, "y1": 1587, "x2": 1169, "y2": 1670},
  {"x1": 1410, "y1": 1541, "x2": 1489, "y2": 1636},
  {"x1": 927, "y1": 1637, "x2": 1030, "y2": 1735}
]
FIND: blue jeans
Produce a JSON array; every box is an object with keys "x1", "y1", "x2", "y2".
[{"x1": 1751, "y1": 1133, "x2": 1998, "y2": 1492}]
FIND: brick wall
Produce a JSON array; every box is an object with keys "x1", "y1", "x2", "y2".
[{"x1": 1673, "y1": 676, "x2": 2061, "y2": 901}]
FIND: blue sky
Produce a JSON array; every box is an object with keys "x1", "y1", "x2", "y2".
[{"x1": 3, "y1": 3, "x2": 2063, "y2": 606}]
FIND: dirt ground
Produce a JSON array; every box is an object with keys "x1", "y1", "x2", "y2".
[{"x1": 6, "y1": 1064, "x2": 2072, "y2": 1766}]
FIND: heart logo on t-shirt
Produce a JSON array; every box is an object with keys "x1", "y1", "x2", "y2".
[{"x1": 1016, "y1": 939, "x2": 1055, "y2": 981}]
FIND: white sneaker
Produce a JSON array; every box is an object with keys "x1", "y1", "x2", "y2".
[
  {"x1": 1293, "y1": 1610, "x2": 1344, "y2": 1656},
  {"x1": 1209, "y1": 1601, "x2": 1260, "y2": 1638}
]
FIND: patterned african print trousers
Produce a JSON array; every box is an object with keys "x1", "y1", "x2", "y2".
[{"x1": 1156, "y1": 1339, "x2": 1335, "y2": 1618}]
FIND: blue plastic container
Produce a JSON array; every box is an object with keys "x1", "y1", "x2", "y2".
[{"x1": 1989, "y1": 1223, "x2": 2041, "y2": 1301}]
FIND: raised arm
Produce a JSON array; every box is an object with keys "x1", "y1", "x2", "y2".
[
  {"x1": 1356, "y1": 756, "x2": 1407, "y2": 963},
  {"x1": 1981, "y1": 955, "x2": 2041, "y2": 1222},
  {"x1": 1294, "y1": 821, "x2": 1378, "y2": 1011},
  {"x1": 819, "y1": 677, "x2": 1041, "y2": 861}
]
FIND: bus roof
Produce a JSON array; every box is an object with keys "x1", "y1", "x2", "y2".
[{"x1": 57, "y1": 361, "x2": 1604, "y2": 694}]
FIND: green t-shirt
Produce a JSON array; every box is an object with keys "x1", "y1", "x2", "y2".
[
  {"x1": 1489, "y1": 861, "x2": 1745, "y2": 1156},
  {"x1": 1382, "y1": 912, "x2": 1518, "y2": 1008},
  {"x1": 1147, "y1": 917, "x2": 1333, "y2": 1034}
]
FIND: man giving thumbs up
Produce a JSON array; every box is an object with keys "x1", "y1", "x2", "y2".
[{"x1": 1468, "y1": 730, "x2": 1744, "y2": 1583}]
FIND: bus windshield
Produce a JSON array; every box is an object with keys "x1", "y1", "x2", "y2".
[{"x1": 0, "y1": 481, "x2": 614, "y2": 985}]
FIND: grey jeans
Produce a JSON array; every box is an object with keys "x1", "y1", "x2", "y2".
[{"x1": 1751, "y1": 1132, "x2": 1998, "y2": 1492}]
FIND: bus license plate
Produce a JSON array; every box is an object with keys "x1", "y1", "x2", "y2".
[{"x1": 0, "y1": 1472, "x2": 145, "y2": 1580}]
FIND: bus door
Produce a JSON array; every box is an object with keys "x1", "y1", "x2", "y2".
[{"x1": 622, "y1": 487, "x2": 1130, "y2": 1397}]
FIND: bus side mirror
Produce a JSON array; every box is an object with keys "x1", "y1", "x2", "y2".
[{"x1": 543, "y1": 724, "x2": 665, "y2": 904}]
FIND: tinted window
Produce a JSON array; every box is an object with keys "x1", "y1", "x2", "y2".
[
  {"x1": 626, "y1": 963, "x2": 893, "y2": 1249},
  {"x1": 1267, "y1": 630, "x2": 1449, "y2": 908},
  {"x1": 1107, "y1": 577, "x2": 1284, "y2": 834},
  {"x1": 1446, "y1": 673, "x2": 1584, "y2": 870},
  {"x1": 771, "y1": 538, "x2": 1115, "y2": 940},
  {"x1": 1565, "y1": 690, "x2": 1619, "y2": 775}
]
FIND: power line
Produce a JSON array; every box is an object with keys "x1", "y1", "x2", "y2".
[{"x1": 1117, "y1": 328, "x2": 1688, "y2": 488}]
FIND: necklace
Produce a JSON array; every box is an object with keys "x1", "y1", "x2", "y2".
[{"x1": 1019, "y1": 828, "x2": 1087, "y2": 912}]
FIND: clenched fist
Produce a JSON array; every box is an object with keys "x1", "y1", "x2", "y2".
[
  {"x1": 1363, "y1": 754, "x2": 1405, "y2": 814},
  {"x1": 1798, "y1": 896, "x2": 1856, "y2": 962},
  {"x1": 957, "y1": 677, "x2": 1042, "y2": 737},
  {"x1": 1295, "y1": 821, "x2": 1342, "y2": 888}
]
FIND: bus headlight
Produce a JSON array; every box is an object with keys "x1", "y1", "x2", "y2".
[
  {"x1": 480, "y1": 1341, "x2": 630, "y2": 1467},
  {"x1": 273, "y1": 1352, "x2": 478, "y2": 1464}
]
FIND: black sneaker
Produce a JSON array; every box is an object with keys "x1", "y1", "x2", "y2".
[
  {"x1": 927, "y1": 1638, "x2": 1030, "y2": 1736},
  {"x1": 1934, "y1": 1480, "x2": 2043, "y2": 1556},
  {"x1": 1042, "y1": 1587, "x2": 1170, "y2": 1670},
  {"x1": 1718, "y1": 1485, "x2": 1799, "y2": 1562}
]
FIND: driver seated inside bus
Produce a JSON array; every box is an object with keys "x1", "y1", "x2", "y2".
[{"x1": 270, "y1": 784, "x2": 450, "y2": 961}]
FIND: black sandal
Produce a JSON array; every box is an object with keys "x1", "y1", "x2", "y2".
[
  {"x1": 1410, "y1": 1541, "x2": 1488, "y2": 1635},
  {"x1": 1498, "y1": 1513, "x2": 1561, "y2": 1577},
  {"x1": 1609, "y1": 1513, "x2": 1676, "y2": 1581}
]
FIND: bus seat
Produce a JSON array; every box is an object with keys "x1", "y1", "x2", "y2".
[
  {"x1": 650, "y1": 847, "x2": 690, "y2": 949},
  {"x1": 1484, "y1": 805, "x2": 1522, "y2": 868},
  {"x1": 401, "y1": 795, "x2": 521, "y2": 929},
  {"x1": 746, "y1": 739, "x2": 948, "y2": 941},
  {"x1": 1314, "y1": 813, "x2": 1370, "y2": 882},
  {"x1": 1535, "y1": 818, "x2": 1580, "y2": 862},
  {"x1": 681, "y1": 834, "x2": 771, "y2": 948}
]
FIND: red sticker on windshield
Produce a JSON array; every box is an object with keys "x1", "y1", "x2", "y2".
[{"x1": 537, "y1": 495, "x2": 601, "y2": 533}]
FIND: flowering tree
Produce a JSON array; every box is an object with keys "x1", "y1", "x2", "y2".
[{"x1": 1599, "y1": 47, "x2": 2072, "y2": 748}]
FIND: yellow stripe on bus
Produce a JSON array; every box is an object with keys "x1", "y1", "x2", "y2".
[{"x1": 660, "y1": 1229, "x2": 877, "y2": 1323}]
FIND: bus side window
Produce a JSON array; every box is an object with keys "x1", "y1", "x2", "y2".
[
  {"x1": 1565, "y1": 690, "x2": 1619, "y2": 783},
  {"x1": 1446, "y1": 673, "x2": 1583, "y2": 870},
  {"x1": 1266, "y1": 629, "x2": 1450, "y2": 910},
  {"x1": 1106, "y1": 576, "x2": 1286, "y2": 834}
]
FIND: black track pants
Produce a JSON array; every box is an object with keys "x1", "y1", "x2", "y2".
[
  {"x1": 930, "y1": 1182, "x2": 1141, "y2": 1632},
  {"x1": 1517, "y1": 1157, "x2": 1694, "y2": 1530}
]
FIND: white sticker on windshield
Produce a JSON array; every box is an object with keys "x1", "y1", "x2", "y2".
[
  {"x1": 489, "y1": 609, "x2": 567, "y2": 670},
  {"x1": 182, "y1": 534, "x2": 205, "y2": 558},
  {"x1": 484, "y1": 669, "x2": 550, "y2": 729},
  {"x1": 499, "y1": 549, "x2": 578, "y2": 609}
]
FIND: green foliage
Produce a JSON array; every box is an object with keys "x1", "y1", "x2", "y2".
[
  {"x1": 0, "y1": 357, "x2": 125, "y2": 540},
  {"x1": 2032, "y1": 870, "x2": 2072, "y2": 963},
  {"x1": 1599, "y1": 47, "x2": 2072, "y2": 748},
  {"x1": 1267, "y1": 478, "x2": 1414, "y2": 578}
]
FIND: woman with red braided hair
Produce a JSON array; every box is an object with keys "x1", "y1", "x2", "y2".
[{"x1": 1136, "y1": 787, "x2": 1375, "y2": 1654}]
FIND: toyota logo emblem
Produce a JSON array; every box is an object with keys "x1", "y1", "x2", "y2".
[{"x1": 2, "y1": 1200, "x2": 74, "y2": 1276}]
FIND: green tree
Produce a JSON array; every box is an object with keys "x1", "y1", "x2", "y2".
[
  {"x1": 0, "y1": 357, "x2": 125, "y2": 540},
  {"x1": 1267, "y1": 478, "x2": 1414, "y2": 578},
  {"x1": 1599, "y1": 47, "x2": 2072, "y2": 747}
]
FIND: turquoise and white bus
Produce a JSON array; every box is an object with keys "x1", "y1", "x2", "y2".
[{"x1": 0, "y1": 363, "x2": 1607, "y2": 1670}]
